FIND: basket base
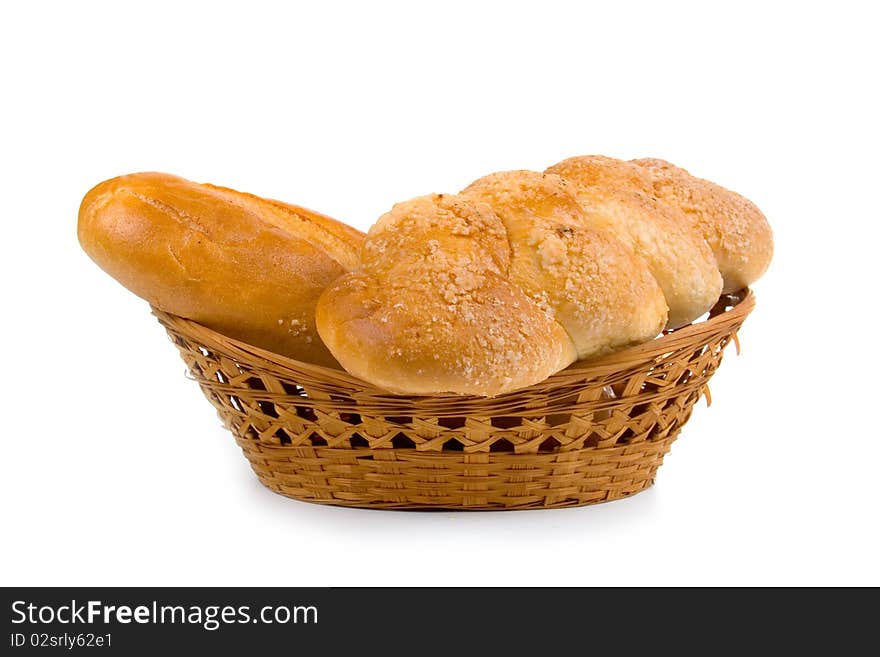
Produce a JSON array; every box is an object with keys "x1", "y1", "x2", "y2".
[{"x1": 236, "y1": 432, "x2": 678, "y2": 511}]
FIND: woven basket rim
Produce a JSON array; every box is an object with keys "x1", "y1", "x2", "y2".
[{"x1": 152, "y1": 288, "x2": 754, "y2": 400}]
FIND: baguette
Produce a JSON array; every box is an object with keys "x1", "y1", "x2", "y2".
[{"x1": 78, "y1": 172, "x2": 363, "y2": 367}]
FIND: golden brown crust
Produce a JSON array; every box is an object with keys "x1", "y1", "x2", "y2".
[
  {"x1": 632, "y1": 158, "x2": 773, "y2": 293},
  {"x1": 546, "y1": 156, "x2": 723, "y2": 327},
  {"x1": 78, "y1": 172, "x2": 364, "y2": 367},
  {"x1": 461, "y1": 171, "x2": 667, "y2": 359},
  {"x1": 316, "y1": 194, "x2": 576, "y2": 395}
]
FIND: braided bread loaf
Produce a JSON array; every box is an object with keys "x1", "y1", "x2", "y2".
[{"x1": 316, "y1": 171, "x2": 667, "y2": 395}]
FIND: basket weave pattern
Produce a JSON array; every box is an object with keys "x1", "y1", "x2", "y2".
[{"x1": 155, "y1": 290, "x2": 753, "y2": 510}]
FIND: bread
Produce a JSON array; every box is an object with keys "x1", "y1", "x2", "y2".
[
  {"x1": 632, "y1": 158, "x2": 773, "y2": 293},
  {"x1": 316, "y1": 175, "x2": 668, "y2": 397},
  {"x1": 546, "y1": 156, "x2": 723, "y2": 327},
  {"x1": 315, "y1": 194, "x2": 576, "y2": 396},
  {"x1": 460, "y1": 170, "x2": 667, "y2": 359},
  {"x1": 78, "y1": 172, "x2": 364, "y2": 367}
]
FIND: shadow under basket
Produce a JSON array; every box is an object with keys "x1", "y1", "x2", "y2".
[{"x1": 154, "y1": 289, "x2": 754, "y2": 511}]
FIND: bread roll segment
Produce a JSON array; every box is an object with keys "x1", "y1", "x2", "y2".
[
  {"x1": 461, "y1": 171, "x2": 668, "y2": 360},
  {"x1": 316, "y1": 194, "x2": 576, "y2": 396},
  {"x1": 546, "y1": 156, "x2": 723, "y2": 328},
  {"x1": 632, "y1": 158, "x2": 773, "y2": 293},
  {"x1": 78, "y1": 172, "x2": 363, "y2": 367}
]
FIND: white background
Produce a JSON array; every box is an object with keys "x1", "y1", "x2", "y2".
[{"x1": 2, "y1": 1, "x2": 877, "y2": 586}]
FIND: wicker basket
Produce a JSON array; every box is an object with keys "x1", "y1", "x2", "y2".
[{"x1": 154, "y1": 289, "x2": 754, "y2": 510}]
